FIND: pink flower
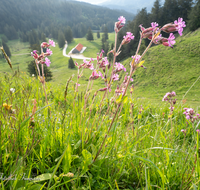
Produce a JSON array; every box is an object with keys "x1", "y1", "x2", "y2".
[
  {"x1": 118, "y1": 16, "x2": 126, "y2": 24},
  {"x1": 115, "y1": 86, "x2": 125, "y2": 96},
  {"x1": 181, "y1": 129, "x2": 186, "y2": 133},
  {"x1": 83, "y1": 59, "x2": 94, "y2": 70},
  {"x1": 41, "y1": 42, "x2": 50, "y2": 48},
  {"x1": 115, "y1": 16, "x2": 126, "y2": 33},
  {"x1": 196, "y1": 129, "x2": 200, "y2": 133},
  {"x1": 154, "y1": 34, "x2": 176, "y2": 48},
  {"x1": 45, "y1": 57, "x2": 51, "y2": 67},
  {"x1": 114, "y1": 62, "x2": 126, "y2": 73},
  {"x1": 174, "y1": 17, "x2": 186, "y2": 36},
  {"x1": 131, "y1": 55, "x2": 141, "y2": 64},
  {"x1": 139, "y1": 25, "x2": 155, "y2": 39},
  {"x1": 151, "y1": 22, "x2": 159, "y2": 29},
  {"x1": 128, "y1": 76, "x2": 133, "y2": 82},
  {"x1": 45, "y1": 48, "x2": 53, "y2": 56},
  {"x1": 183, "y1": 108, "x2": 197, "y2": 122},
  {"x1": 162, "y1": 91, "x2": 176, "y2": 101},
  {"x1": 99, "y1": 57, "x2": 109, "y2": 69},
  {"x1": 31, "y1": 50, "x2": 39, "y2": 59},
  {"x1": 168, "y1": 33, "x2": 176, "y2": 47},
  {"x1": 161, "y1": 18, "x2": 186, "y2": 36},
  {"x1": 122, "y1": 32, "x2": 134, "y2": 45},
  {"x1": 49, "y1": 39, "x2": 55, "y2": 47},
  {"x1": 89, "y1": 70, "x2": 103, "y2": 80},
  {"x1": 112, "y1": 74, "x2": 119, "y2": 81},
  {"x1": 76, "y1": 83, "x2": 80, "y2": 87}
]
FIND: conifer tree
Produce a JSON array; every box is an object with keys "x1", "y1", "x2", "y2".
[
  {"x1": 27, "y1": 60, "x2": 53, "y2": 82},
  {"x1": 68, "y1": 57, "x2": 75, "y2": 69},
  {"x1": 58, "y1": 31, "x2": 66, "y2": 48},
  {"x1": 86, "y1": 28, "x2": 94, "y2": 41},
  {"x1": 188, "y1": 0, "x2": 200, "y2": 31},
  {"x1": 64, "y1": 26, "x2": 73, "y2": 43},
  {"x1": 103, "y1": 26, "x2": 108, "y2": 40},
  {"x1": 41, "y1": 32, "x2": 46, "y2": 42},
  {"x1": 97, "y1": 31, "x2": 100, "y2": 39}
]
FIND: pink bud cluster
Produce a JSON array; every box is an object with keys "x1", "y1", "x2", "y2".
[
  {"x1": 115, "y1": 16, "x2": 126, "y2": 33},
  {"x1": 114, "y1": 62, "x2": 126, "y2": 73},
  {"x1": 89, "y1": 70, "x2": 103, "y2": 80},
  {"x1": 162, "y1": 91, "x2": 176, "y2": 111},
  {"x1": 139, "y1": 18, "x2": 186, "y2": 48},
  {"x1": 115, "y1": 74, "x2": 133, "y2": 96},
  {"x1": 183, "y1": 108, "x2": 200, "y2": 122},
  {"x1": 31, "y1": 39, "x2": 55, "y2": 67},
  {"x1": 154, "y1": 33, "x2": 176, "y2": 48},
  {"x1": 122, "y1": 32, "x2": 135, "y2": 45},
  {"x1": 75, "y1": 58, "x2": 94, "y2": 70}
]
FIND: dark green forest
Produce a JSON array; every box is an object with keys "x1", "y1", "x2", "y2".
[{"x1": 0, "y1": 0, "x2": 134, "y2": 40}]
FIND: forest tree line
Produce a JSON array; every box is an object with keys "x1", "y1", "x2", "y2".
[{"x1": 115, "y1": 0, "x2": 200, "y2": 61}]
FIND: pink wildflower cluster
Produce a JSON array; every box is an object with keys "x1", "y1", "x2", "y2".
[
  {"x1": 139, "y1": 22, "x2": 159, "y2": 39},
  {"x1": 75, "y1": 58, "x2": 94, "y2": 70},
  {"x1": 115, "y1": 16, "x2": 126, "y2": 33},
  {"x1": 183, "y1": 108, "x2": 200, "y2": 123},
  {"x1": 89, "y1": 70, "x2": 103, "y2": 80},
  {"x1": 31, "y1": 39, "x2": 55, "y2": 67},
  {"x1": 162, "y1": 17, "x2": 186, "y2": 36},
  {"x1": 139, "y1": 18, "x2": 186, "y2": 48},
  {"x1": 114, "y1": 62, "x2": 126, "y2": 73},
  {"x1": 115, "y1": 74, "x2": 133, "y2": 96},
  {"x1": 162, "y1": 91, "x2": 176, "y2": 111},
  {"x1": 122, "y1": 32, "x2": 135, "y2": 45},
  {"x1": 131, "y1": 55, "x2": 146, "y2": 68}
]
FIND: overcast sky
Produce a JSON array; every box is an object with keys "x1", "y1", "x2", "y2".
[{"x1": 77, "y1": 0, "x2": 107, "y2": 5}]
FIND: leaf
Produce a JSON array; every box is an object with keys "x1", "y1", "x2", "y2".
[
  {"x1": 81, "y1": 149, "x2": 92, "y2": 174},
  {"x1": 138, "y1": 60, "x2": 145, "y2": 67},
  {"x1": 33, "y1": 173, "x2": 57, "y2": 182},
  {"x1": 116, "y1": 94, "x2": 122, "y2": 104},
  {"x1": 130, "y1": 58, "x2": 135, "y2": 66},
  {"x1": 20, "y1": 103, "x2": 53, "y2": 128},
  {"x1": 122, "y1": 95, "x2": 128, "y2": 104},
  {"x1": 74, "y1": 140, "x2": 82, "y2": 149},
  {"x1": 154, "y1": 31, "x2": 161, "y2": 39},
  {"x1": 138, "y1": 114, "x2": 142, "y2": 120},
  {"x1": 168, "y1": 114, "x2": 173, "y2": 119}
]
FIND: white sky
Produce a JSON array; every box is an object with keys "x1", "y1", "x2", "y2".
[{"x1": 77, "y1": 0, "x2": 107, "y2": 5}]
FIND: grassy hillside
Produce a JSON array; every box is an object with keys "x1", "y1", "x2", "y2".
[
  {"x1": 121, "y1": 29, "x2": 200, "y2": 105},
  {"x1": 1, "y1": 30, "x2": 200, "y2": 106}
]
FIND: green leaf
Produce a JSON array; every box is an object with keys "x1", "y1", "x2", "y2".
[
  {"x1": 138, "y1": 60, "x2": 145, "y2": 67},
  {"x1": 81, "y1": 149, "x2": 92, "y2": 174},
  {"x1": 33, "y1": 173, "x2": 57, "y2": 182},
  {"x1": 20, "y1": 103, "x2": 53, "y2": 128},
  {"x1": 122, "y1": 95, "x2": 128, "y2": 104},
  {"x1": 74, "y1": 140, "x2": 82, "y2": 149},
  {"x1": 116, "y1": 94, "x2": 122, "y2": 104}
]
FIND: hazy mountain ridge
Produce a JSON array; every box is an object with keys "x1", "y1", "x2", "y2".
[{"x1": 99, "y1": 0, "x2": 164, "y2": 13}]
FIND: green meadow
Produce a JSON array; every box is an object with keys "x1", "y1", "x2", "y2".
[{"x1": 0, "y1": 31, "x2": 200, "y2": 189}]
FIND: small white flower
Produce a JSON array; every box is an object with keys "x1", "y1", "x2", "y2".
[
  {"x1": 10, "y1": 88, "x2": 15, "y2": 93},
  {"x1": 32, "y1": 74, "x2": 35, "y2": 77}
]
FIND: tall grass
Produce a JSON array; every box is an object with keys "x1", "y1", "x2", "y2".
[
  {"x1": 0, "y1": 70, "x2": 199, "y2": 189},
  {"x1": 0, "y1": 19, "x2": 200, "y2": 190}
]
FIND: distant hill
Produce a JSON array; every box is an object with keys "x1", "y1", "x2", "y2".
[
  {"x1": 99, "y1": 0, "x2": 164, "y2": 13},
  {"x1": 0, "y1": 0, "x2": 134, "y2": 36}
]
